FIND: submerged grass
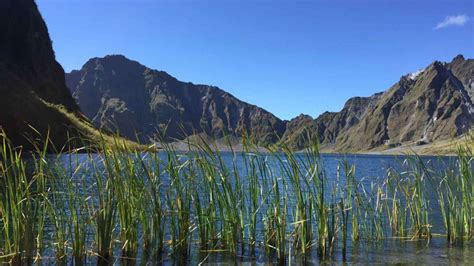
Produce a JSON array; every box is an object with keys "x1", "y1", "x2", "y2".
[{"x1": 0, "y1": 130, "x2": 472, "y2": 264}]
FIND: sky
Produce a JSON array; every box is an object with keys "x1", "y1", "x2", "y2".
[{"x1": 37, "y1": 0, "x2": 474, "y2": 120}]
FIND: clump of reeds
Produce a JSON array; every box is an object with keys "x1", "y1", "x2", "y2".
[
  {"x1": 0, "y1": 128, "x2": 472, "y2": 264},
  {"x1": 338, "y1": 161, "x2": 356, "y2": 260},
  {"x1": 139, "y1": 151, "x2": 165, "y2": 258},
  {"x1": 0, "y1": 131, "x2": 52, "y2": 264},
  {"x1": 437, "y1": 145, "x2": 473, "y2": 243},
  {"x1": 92, "y1": 147, "x2": 117, "y2": 263}
]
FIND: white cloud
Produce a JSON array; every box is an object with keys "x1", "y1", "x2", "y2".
[{"x1": 435, "y1": 15, "x2": 469, "y2": 30}]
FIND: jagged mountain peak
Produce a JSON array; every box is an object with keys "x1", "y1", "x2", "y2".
[
  {"x1": 291, "y1": 113, "x2": 314, "y2": 121},
  {"x1": 280, "y1": 56, "x2": 473, "y2": 151},
  {"x1": 66, "y1": 53, "x2": 472, "y2": 151},
  {"x1": 337, "y1": 56, "x2": 472, "y2": 150},
  {"x1": 446, "y1": 54, "x2": 473, "y2": 100},
  {"x1": 402, "y1": 55, "x2": 468, "y2": 83},
  {"x1": 85, "y1": 54, "x2": 136, "y2": 65},
  {"x1": 452, "y1": 54, "x2": 465, "y2": 63},
  {"x1": 81, "y1": 54, "x2": 168, "y2": 77},
  {"x1": 66, "y1": 57, "x2": 286, "y2": 144}
]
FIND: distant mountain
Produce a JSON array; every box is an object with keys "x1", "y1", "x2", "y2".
[
  {"x1": 0, "y1": 0, "x2": 98, "y2": 149},
  {"x1": 66, "y1": 54, "x2": 472, "y2": 152},
  {"x1": 281, "y1": 94, "x2": 382, "y2": 150},
  {"x1": 282, "y1": 55, "x2": 474, "y2": 151},
  {"x1": 66, "y1": 55, "x2": 286, "y2": 144}
]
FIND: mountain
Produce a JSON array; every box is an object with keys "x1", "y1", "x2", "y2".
[
  {"x1": 447, "y1": 55, "x2": 474, "y2": 102},
  {"x1": 0, "y1": 0, "x2": 100, "y2": 149},
  {"x1": 281, "y1": 94, "x2": 382, "y2": 150},
  {"x1": 5, "y1": 1, "x2": 469, "y2": 153},
  {"x1": 66, "y1": 55, "x2": 286, "y2": 145},
  {"x1": 282, "y1": 55, "x2": 474, "y2": 152},
  {"x1": 66, "y1": 54, "x2": 472, "y2": 152}
]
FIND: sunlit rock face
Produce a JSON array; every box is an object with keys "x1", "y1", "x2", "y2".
[{"x1": 282, "y1": 55, "x2": 473, "y2": 151}]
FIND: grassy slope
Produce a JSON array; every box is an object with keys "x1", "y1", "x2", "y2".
[{"x1": 37, "y1": 99, "x2": 150, "y2": 152}]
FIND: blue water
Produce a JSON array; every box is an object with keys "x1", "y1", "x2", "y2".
[{"x1": 40, "y1": 152, "x2": 473, "y2": 264}]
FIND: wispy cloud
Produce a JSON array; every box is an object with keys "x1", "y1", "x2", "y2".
[{"x1": 434, "y1": 15, "x2": 469, "y2": 30}]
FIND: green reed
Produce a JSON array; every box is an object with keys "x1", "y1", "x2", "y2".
[
  {"x1": 46, "y1": 177, "x2": 69, "y2": 261},
  {"x1": 304, "y1": 139, "x2": 328, "y2": 258},
  {"x1": 337, "y1": 161, "x2": 356, "y2": 259},
  {"x1": 280, "y1": 147, "x2": 312, "y2": 254},
  {"x1": 93, "y1": 147, "x2": 117, "y2": 263},
  {"x1": 267, "y1": 169, "x2": 288, "y2": 261},
  {"x1": 0, "y1": 130, "x2": 472, "y2": 264},
  {"x1": 166, "y1": 148, "x2": 192, "y2": 259},
  {"x1": 394, "y1": 157, "x2": 432, "y2": 239},
  {"x1": 386, "y1": 169, "x2": 408, "y2": 238},
  {"x1": 66, "y1": 169, "x2": 89, "y2": 263},
  {"x1": 241, "y1": 138, "x2": 261, "y2": 251},
  {"x1": 109, "y1": 141, "x2": 146, "y2": 259},
  {"x1": 0, "y1": 131, "x2": 51, "y2": 264},
  {"x1": 139, "y1": 151, "x2": 165, "y2": 256},
  {"x1": 438, "y1": 146, "x2": 473, "y2": 243},
  {"x1": 193, "y1": 151, "x2": 219, "y2": 250},
  {"x1": 0, "y1": 135, "x2": 28, "y2": 263}
]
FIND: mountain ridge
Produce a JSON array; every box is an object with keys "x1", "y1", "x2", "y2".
[
  {"x1": 66, "y1": 54, "x2": 473, "y2": 153},
  {"x1": 283, "y1": 55, "x2": 473, "y2": 151},
  {"x1": 3, "y1": 0, "x2": 470, "y2": 154},
  {"x1": 66, "y1": 54, "x2": 286, "y2": 145}
]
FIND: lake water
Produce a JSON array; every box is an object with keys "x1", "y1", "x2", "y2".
[{"x1": 38, "y1": 152, "x2": 473, "y2": 264}]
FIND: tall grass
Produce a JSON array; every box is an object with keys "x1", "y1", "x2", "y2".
[
  {"x1": 139, "y1": 152, "x2": 165, "y2": 257},
  {"x1": 93, "y1": 149, "x2": 117, "y2": 263},
  {"x1": 0, "y1": 130, "x2": 472, "y2": 264},
  {"x1": 438, "y1": 145, "x2": 473, "y2": 243},
  {"x1": 0, "y1": 131, "x2": 50, "y2": 264}
]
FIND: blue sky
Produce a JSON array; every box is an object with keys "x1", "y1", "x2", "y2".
[{"x1": 37, "y1": 0, "x2": 473, "y2": 120}]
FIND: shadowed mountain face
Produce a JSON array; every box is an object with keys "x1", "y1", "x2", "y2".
[
  {"x1": 66, "y1": 55, "x2": 286, "y2": 144},
  {"x1": 283, "y1": 56, "x2": 473, "y2": 151},
  {"x1": 0, "y1": 0, "x2": 91, "y2": 149}
]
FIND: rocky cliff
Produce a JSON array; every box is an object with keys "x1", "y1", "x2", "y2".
[
  {"x1": 0, "y1": 0, "x2": 95, "y2": 149},
  {"x1": 6, "y1": 1, "x2": 469, "y2": 153},
  {"x1": 282, "y1": 56, "x2": 473, "y2": 151},
  {"x1": 67, "y1": 54, "x2": 473, "y2": 151},
  {"x1": 66, "y1": 55, "x2": 286, "y2": 144},
  {"x1": 447, "y1": 55, "x2": 474, "y2": 102}
]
